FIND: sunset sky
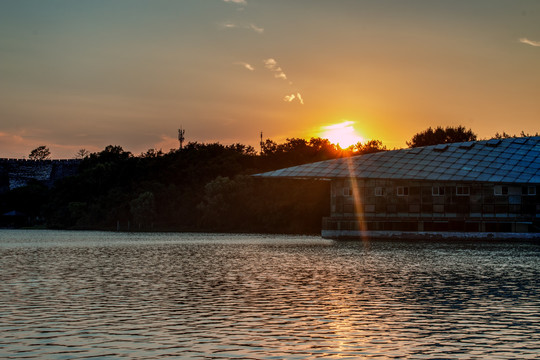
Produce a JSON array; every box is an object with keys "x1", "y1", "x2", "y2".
[{"x1": 1, "y1": 0, "x2": 539, "y2": 158}]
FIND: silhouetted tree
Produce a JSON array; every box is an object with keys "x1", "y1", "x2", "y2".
[
  {"x1": 308, "y1": 137, "x2": 334, "y2": 151},
  {"x1": 29, "y1": 146, "x2": 51, "y2": 160},
  {"x1": 16, "y1": 137, "x2": 382, "y2": 232},
  {"x1": 350, "y1": 140, "x2": 387, "y2": 154},
  {"x1": 493, "y1": 131, "x2": 539, "y2": 139},
  {"x1": 83, "y1": 145, "x2": 132, "y2": 167},
  {"x1": 407, "y1": 126, "x2": 477, "y2": 148},
  {"x1": 261, "y1": 139, "x2": 278, "y2": 155},
  {"x1": 130, "y1": 191, "x2": 156, "y2": 229},
  {"x1": 258, "y1": 137, "x2": 352, "y2": 169},
  {"x1": 197, "y1": 175, "x2": 329, "y2": 233},
  {"x1": 141, "y1": 148, "x2": 164, "y2": 158},
  {"x1": 1, "y1": 179, "x2": 48, "y2": 218},
  {"x1": 197, "y1": 175, "x2": 253, "y2": 230},
  {"x1": 227, "y1": 143, "x2": 257, "y2": 156},
  {"x1": 75, "y1": 149, "x2": 90, "y2": 159}
]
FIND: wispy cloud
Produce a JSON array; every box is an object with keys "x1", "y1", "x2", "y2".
[
  {"x1": 221, "y1": 22, "x2": 263, "y2": 33},
  {"x1": 249, "y1": 24, "x2": 264, "y2": 34},
  {"x1": 283, "y1": 93, "x2": 304, "y2": 105},
  {"x1": 222, "y1": 22, "x2": 238, "y2": 29},
  {"x1": 323, "y1": 120, "x2": 355, "y2": 131},
  {"x1": 0, "y1": 131, "x2": 25, "y2": 144},
  {"x1": 263, "y1": 59, "x2": 304, "y2": 103},
  {"x1": 235, "y1": 62, "x2": 254, "y2": 71},
  {"x1": 223, "y1": 0, "x2": 246, "y2": 4},
  {"x1": 263, "y1": 58, "x2": 287, "y2": 80},
  {"x1": 284, "y1": 94, "x2": 295, "y2": 102},
  {"x1": 519, "y1": 38, "x2": 540, "y2": 47}
]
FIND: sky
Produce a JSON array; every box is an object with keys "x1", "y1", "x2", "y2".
[{"x1": 1, "y1": 0, "x2": 539, "y2": 158}]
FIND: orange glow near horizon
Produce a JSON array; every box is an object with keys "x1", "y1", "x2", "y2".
[
  {"x1": 1, "y1": 2, "x2": 539, "y2": 159},
  {"x1": 320, "y1": 121, "x2": 365, "y2": 148}
]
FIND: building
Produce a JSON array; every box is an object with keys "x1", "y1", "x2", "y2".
[
  {"x1": 0, "y1": 159, "x2": 81, "y2": 193},
  {"x1": 256, "y1": 136, "x2": 540, "y2": 239}
]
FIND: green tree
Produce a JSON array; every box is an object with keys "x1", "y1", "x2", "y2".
[
  {"x1": 197, "y1": 175, "x2": 330, "y2": 233},
  {"x1": 29, "y1": 145, "x2": 51, "y2": 160},
  {"x1": 31, "y1": 137, "x2": 378, "y2": 232},
  {"x1": 130, "y1": 191, "x2": 156, "y2": 229},
  {"x1": 197, "y1": 175, "x2": 254, "y2": 230},
  {"x1": 406, "y1": 126, "x2": 477, "y2": 148}
]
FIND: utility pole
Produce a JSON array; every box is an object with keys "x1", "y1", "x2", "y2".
[{"x1": 178, "y1": 127, "x2": 185, "y2": 150}]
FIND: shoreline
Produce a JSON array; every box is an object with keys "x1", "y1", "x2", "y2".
[{"x1": 323, "y1": 229, "x2": 540, "y2": 241}]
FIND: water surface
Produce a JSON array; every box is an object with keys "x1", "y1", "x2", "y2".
[{"x1": 1, "y1": 230, "x2": 539, "y2": 359}]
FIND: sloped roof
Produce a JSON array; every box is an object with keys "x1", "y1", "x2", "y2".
[
  {"x1": 3, "y1": 210, "x2": 26, "y2": 217},
  {"x1": 255, "y1": 136, "x2": 540, "y2": 184}
]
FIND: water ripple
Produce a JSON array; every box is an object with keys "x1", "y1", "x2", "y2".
[{"x1": 1, "y1": 230, "x2": 539, "y2": 359}]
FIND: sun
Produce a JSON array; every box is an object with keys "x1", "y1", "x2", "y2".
[{"x1": 320, "y1": 120, "x2": 365, "y2": 148}]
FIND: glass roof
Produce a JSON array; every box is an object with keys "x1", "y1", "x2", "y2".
[{"x1": 255, "y1": 136, "x2": 540, "y2": 184}]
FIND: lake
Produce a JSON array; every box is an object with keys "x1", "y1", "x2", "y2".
[{"x1": 1, "y1": 230, "x2": 539, "y2": 359}]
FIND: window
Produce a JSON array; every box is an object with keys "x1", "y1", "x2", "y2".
[
  {"x1": 494, "y1": 185, "x2": 508, "y2": 196},
  {"x1": 397, "y1": 186, "x2": 409, "y2": 196},
  {"x1": 375, "y1": 187, "x2": 385, "y2": 196},
  {"x1": 343, "y1": 187, "x2": 353, "y2": 196},
  {"x1": 523, "y1": 186, "x2": 536, "y2": 196},
  {"x1": 456, "y1": 186, "x2": 470, "y2": 196},
  {"x1": 432, "y1": 186, "x2": 445, "y2": 196}
]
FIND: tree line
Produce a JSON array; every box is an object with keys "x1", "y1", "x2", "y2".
[
  {"x1": 1, "y1": 126, "x2": 534, "y2": 233},
  {"x1": 3, "y1": 137, "x2": 387, "y2": 232}
]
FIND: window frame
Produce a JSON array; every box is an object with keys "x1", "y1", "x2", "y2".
[
  {"x1": 396, "y1": 186, "x2": 409, "y2": 196},
  {"x1": 456, "y1": 186, "x2": 470, "y2": 196},
  {"x1": 432, "y1": 186, "x2": 445, "y2": 196},
  {"x1": 494, "y1": 185, "x2": 508, "y2": 196}
]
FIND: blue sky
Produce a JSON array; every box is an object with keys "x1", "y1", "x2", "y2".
[{"x1": 1, "y1": 0, "x2": 539, "y2": 157}]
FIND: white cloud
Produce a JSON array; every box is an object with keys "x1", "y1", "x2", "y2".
[
  {"x1": 264, "y1": 59, "x2": 303, "y2": 103},
  {"x1": 284, "y1": 94, "x2": 296, "y2": 102},
  {"x1": 519, "y1": 38, "x2": 540, "y2": 47},
  {"x1": 222, "y1": 22, "x2": 238, "y2": 29},
  {"x1": 264, "y1": 58, "x2": 276, "y2": 67},
  {"x1": 296, "y1": 92, "x2": 304, "y2": 105},
  {"x1": 235, "y1": 62, "x2": 254, "y2": 71},
  {"x1": 323, "y1": 120, "x2": 355, "y2": 130},
  {"x1": 223, "y1": 0, "x2": 246, "y2": 4},
  {"x1": 249, "y1": 24, "x2": 264, "y2": 34},
  {"x1": 221, "y1": 22, "x2": 263, "y2": 34},
  {"x1": 283, "y1": 92, "x2": 304, "y2": 105},
  {"x1": 263, "y1": 58, "x2": 287, "y2": 80}
]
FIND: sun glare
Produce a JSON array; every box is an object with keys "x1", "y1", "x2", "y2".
[{"x1": 320, "y1": 121, "x2": 364, "y2": 148}]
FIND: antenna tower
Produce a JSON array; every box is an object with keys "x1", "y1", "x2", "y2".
[
  {"x1": 260, "y1": 131, "x2": 264, "y2": 155},
  {"x1": 178, "y1": 127, "x2": 186, "y2": 150}
]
